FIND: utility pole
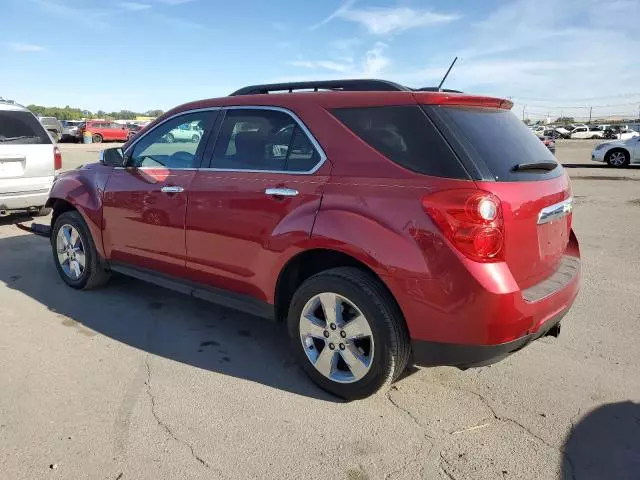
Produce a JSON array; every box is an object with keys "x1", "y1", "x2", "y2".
[{"x1": 589, "y1": 106, "x2": 592, "y2": 124}]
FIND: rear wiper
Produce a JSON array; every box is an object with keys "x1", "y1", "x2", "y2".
[
  {"x1": 511, "y1": 161, "x2": 558, "y2": 172},
  {"x1": 0, "y1": 135, "x2": 40, "y2": 143}
]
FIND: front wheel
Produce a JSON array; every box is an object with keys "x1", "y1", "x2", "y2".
[
  {"x1": 51, "y1": 211, "x2": 110, "y2": 289},
  {"x1": 92, "y1": 134, "x2": 103, "y2": 143},
  {"x1": 164, "y1": 133, "x2": 175, "y2": 143},
  {"x1": 606, "y1": 149, "x2": 630, "y2": 167},
  {"x1": 287, "y1": 267, "x2": 411, "y2": 400},
  {"x1": 191, "y1": 134, "x2": 200, "y2": 143}
]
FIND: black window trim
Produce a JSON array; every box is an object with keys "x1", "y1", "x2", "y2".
[
  {"x1": 203, "y1": 106, "x2": 327, "y2": 175},
  {"x1": 121, "y1": 107, "x2": 221, "y2": 170}
]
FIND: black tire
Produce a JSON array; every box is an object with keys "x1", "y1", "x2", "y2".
[
  {"x1": 164, "y1": 133, "x2": 174, "y2": 143},
  {"x1": 33, "y1": 206, "x2": 52, "y2": 217},
  {"x1": 92, "y1": 134, "x2": 103, "y2": 144},
  {"x1": 287, "y1": 267, "x2": 411, "y2": 400},
  {"x1": 51, "y1": 210, "x2": 110, "y2": 290},
  {"x1": 605, "y1": 149, "x2": 630, "y2": 167},
  {"x1": 191, "y1": 134, "x2": 200, "y2": 143}
]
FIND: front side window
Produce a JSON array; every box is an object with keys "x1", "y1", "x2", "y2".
[
  {"x1": 211, "y1": 109, "x2": 321, "y2": 172},
  {"x1": 128, "y1": 111, "x2": 214, "y2": 168}
]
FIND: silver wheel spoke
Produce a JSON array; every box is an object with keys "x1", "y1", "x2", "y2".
[
  {"x1": 70, "y1": 260, "x2": 82, "y2": 279},
  {"x1": 300, "y1": 315, "x2": 326, "y2": 339},
  {"x1": 314, "y1": 346, "x2": 337, "y2": 378},
  {"x1": 61, "y1": 227, "x2": 71, "y2": 247},
  {"x1": 70, "y1": 228, "x2": 80, "y2": 248},
  {"x1": 75, "y1": 251, "x2": 86, "y2": 269},
  {"x1": 319, "y1": 293, "x2": 342, "y2": 325},
  {"x1": 342, "y1": 314, "x2": 372, "y2": 340},
  {"x1": 340, "y1": 343, "x2": 370, "y2": 380}
]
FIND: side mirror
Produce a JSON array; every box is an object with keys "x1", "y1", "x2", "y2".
[{"x1": 99, "y1": 147, "x2": 125, "y2": 167}]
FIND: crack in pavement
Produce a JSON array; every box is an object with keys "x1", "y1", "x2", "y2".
[
  {"x1": 439, "y1": 452, "x2": 459, "y2": 480},
  {"x1": 145, "y1": 356, "x2": 228, "y2": 478},
  {"x1": 385, "y1": 388, "x2": 437, "y2": 479}
]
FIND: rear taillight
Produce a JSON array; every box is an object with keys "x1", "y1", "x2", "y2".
[
  {"x1": 421, "y1": 189, "x2": 504, "y2": 262},
  {"x1": 54, "y1": 146, "x2": 62, "y2": 170}
]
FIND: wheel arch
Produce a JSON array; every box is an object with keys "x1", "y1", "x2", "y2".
[
  {"x1": 274, "y1": 248, "x2": 405, "y2": 326},
  {"x1": 605, "y1": 147, "x2": 630, "y2": 164}
]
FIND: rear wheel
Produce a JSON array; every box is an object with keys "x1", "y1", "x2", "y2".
[
  {"x1": 287, "y1": 267, "x2": 410, "y2": 400},
  {"x1": 606, "y1": 149, "x2": 630, "y2": 167},
  {"x1": 589, "y1": 135, "x2": 600, "y2": 139},
  {"x1": 164, "y1": 133, "x2": 175, "y2": 143},
  {"x1": 191, "y1": 134, "x2": 200, "y2": 143},
  {"x1": 33, "y1": 206, "x2": 52, "y2": 217},
  {"x1": 92, "y1": 134, "x2": 103, "y2": 143},
  {"x1": 51, "y1": 211, "x2": 110, "y2": 290}
]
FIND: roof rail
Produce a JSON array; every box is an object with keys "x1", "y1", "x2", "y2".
[
  {"x1": 230, "y1": 79, "x2": 411, "y2": 96},
  {"x1": 415, "y1": 87, "x2": 464, "y2": 93},
  {"x1": 0, "y1": 98, "x2": 26, "y2": 109}
]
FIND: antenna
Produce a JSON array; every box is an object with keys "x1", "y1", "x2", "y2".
[{"x1": 437, "y1": 57, "x2": 458, "y2": 92}]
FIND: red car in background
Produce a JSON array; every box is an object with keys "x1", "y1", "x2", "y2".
[
  {"x1": 46, "y1": 79, "x2": 580, "y2": 399},
  {"x1": 79, "y1": 121, "x2": 132, "y2": 143}
]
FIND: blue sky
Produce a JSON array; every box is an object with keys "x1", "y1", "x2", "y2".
[{"x1": 2, "y1": 0, "x2": 639, "y2": 121}]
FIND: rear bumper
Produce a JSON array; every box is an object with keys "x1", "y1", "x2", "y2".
[
  {"x1": 0, "y1": 176, "x2": 54, "y2": 211},
  {"x1": 411, "y1": 308, "x2": 566, "y2": 368},
  {"x1": 0, "y1": 190, "x2": 50, "y2": 210}
]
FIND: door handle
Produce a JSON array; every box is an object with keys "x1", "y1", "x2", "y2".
[
  {"x1": 161, "y1": 186, "x2": 184, "y2": 194},
  {"x1": 265, "y1": 187, "x2": 299, "y2": 197}
]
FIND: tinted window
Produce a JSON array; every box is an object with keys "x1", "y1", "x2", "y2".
[
  {"x1": 211, "y1": 109, "x2": 321, "y2": 172},
  {"x1": 427, "y1": 106, "x2": 560, "y2": 182},
  {"x1": 0, "y1": 110, "x2": 51, "y2": 144},
  {"x1": 331, "y1": 105, "x2": 468, "y2": 178},
  {"x1": 129, "y1": 111, "x2": 214, "y2": 168}
]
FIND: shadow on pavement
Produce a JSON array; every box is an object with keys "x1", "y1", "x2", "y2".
[
  {"x1": 561, "y1": 401, "x2": 640, "y2": 480},
  {"x1": 0, "y1": 229, "x2": 339, "y2": 403}
]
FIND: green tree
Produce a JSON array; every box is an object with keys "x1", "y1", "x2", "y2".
[{"x1": 555, "y1": 116, "x2": 575, "y2": 124}]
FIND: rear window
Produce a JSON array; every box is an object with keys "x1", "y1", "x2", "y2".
[
  {"x1": 426, "y1": 106, "x2": 560, "y2": 182},
  {"x1": 0, "y1": 111, "x2": 52, "y2": 144},
  {"x1": 331, "y1": 106, "x2": 469, "y2": 179}
]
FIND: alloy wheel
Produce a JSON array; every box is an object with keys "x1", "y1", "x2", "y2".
[
  {"x1": 299, "y1": 292, "x2": 374, "y2": 384},
  {"x1": 56, "y1": 224, "x2": 86, "y2": 280},
  {"x1": 609, "y1": 151, "x2": 626, "y2": 166}
]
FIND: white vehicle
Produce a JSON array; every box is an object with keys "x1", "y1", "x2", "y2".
[
  {"x1": 0, "y1": 101, "x2": 61, "y2": 216},
  {"x1": 591, "y1": 136, "x2": 640, "y2": 167},
  {"x1": 570, "y1": 125, "x2": 604, "y2": 139},
  {"x1": 163, "y1": 122, "x2": 202, "y2": 143},
  {"x1": 609, "y1": 125, "x2": 640, "y2": 141}
]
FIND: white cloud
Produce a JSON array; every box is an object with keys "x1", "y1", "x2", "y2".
[
  {"x1": 119, "y1": 2, "x2": 152, "y2": 11},
  {"x1": 288, "y1": 60, "x2": 352, "y2": 73},
  {"x1": 338, "y1": 6, "x2": 460, "y2": 35},
  {"x1": 4, "y1": 42, "x2": 45, "y2": 52},
  {"x1": 309, "y1": 0, "x2": 357, "y2": 31},
  {"x1": 362, "y1": 42, "x2": 389, "y2": 75},
  {"x1": 154, "y1": 0, "x2": 196, "y2": 4}
]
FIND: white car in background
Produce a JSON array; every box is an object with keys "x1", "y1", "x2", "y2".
[
  {"x1": 0, "y1": 101, "x2": 61, "y2": 216},
  {"x1": 571, "y1": 125, "x2": 604, "y2": 139},
  {"x1": 591, "y1": 136, "x2": 640, "y2": 167},
  {"x1": 163, "y1": 122, "x2": 203, "y2": 143}
]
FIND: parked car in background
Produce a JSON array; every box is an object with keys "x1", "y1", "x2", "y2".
[
  {"x1": 538, "y1": 135, "x2": 556, "y2": 154},
  {"x1": 592, "y1": 136, "x2": 640, "y2": 167},
  {"x1": 61, "y1": 120, "x2": 83, "y2": 142},
  {"x1": 163, "y1": 121, "x2": 203, "y2": 143},
  {"x1": 603, "y1": 125, "x2": 640, "y2": 141},
  {"x1": 38, "y1": 116, "x2": 63, "y2": 142},
  {"x1": 570, "y1": 125, "x2": 604, "y2": 139},
  {"x1": 1, "y1": 101, "x2": 61, "y2": 216},
  {"x1": 46, "y1": 79, "x2": 580, "y2": 399},
  {"x1": 79, "y1": 121, "x2": 131, "y2": 143}
]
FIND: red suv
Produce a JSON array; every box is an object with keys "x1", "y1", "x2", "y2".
[
  {"x1": 79, "y1": 121, "x2": 131, "y2": 143},
  {"x1": 46, "y1": 80, "x2": 580, "y2": 399}
]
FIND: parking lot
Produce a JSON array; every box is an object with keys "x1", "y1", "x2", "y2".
[{"x1": 1, "y1": 140, "x2": 639, "y2": 479}]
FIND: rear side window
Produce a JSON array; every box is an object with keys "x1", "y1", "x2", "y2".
[
  {"x1": 427, "y1": 106, "x2": 560, "y2": 182},
  {"x1": 331, "y1": 105, "x2": 468, "y2": 178},
  {"x1": 0, "y1": 111, "x2": 51, "y2": 144},
  {"x1": 211, "y1": 109, "x2": 321, "y2": 172}
]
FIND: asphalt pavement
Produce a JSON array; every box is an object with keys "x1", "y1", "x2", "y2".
[{"x1": 0, "y1": 140, "x2": 638, "y2": 479}]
